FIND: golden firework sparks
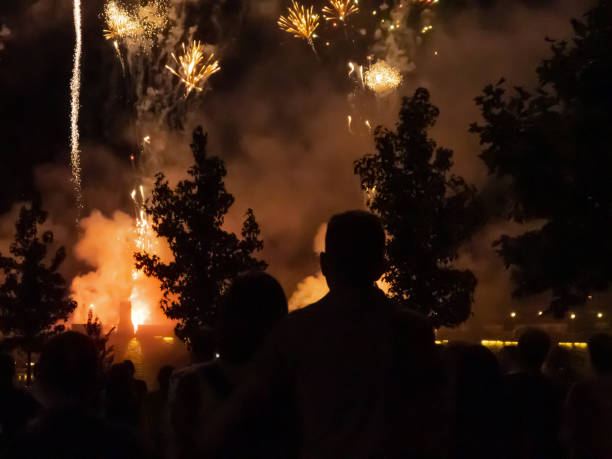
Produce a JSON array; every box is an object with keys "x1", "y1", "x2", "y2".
[
  {"x1": 322, "y1": 0, "x2": 359, "y2": 22},
  {"x1": 137, "y1": 2, "x2": 168, "y2": 36},
  {"x1": 70, "y1": 0, "x2": 83, "y2": 213},
  {"x1": 347, "y1": 61, "x2": 365, "y2": 86},
  {"x1": 112, "y1": 40, "x2": 126, "y2": 75},
  {"x1": 103, "y1": 1, "x2": 142, "y2": 41},
  {"x1": 129, "y1": 185, "x2": 159, "y2": 333},
  {"x1": 165, "y1": 40, "x2": 220, "y2": 97},
  {"x1": 278, "y1": 1, "x2": 320, "y2": 56},
  {"x1": 364, "y1": 60, "x2": 402, "y2": 95},
  {"x1": 348, "y1": 61, "x2": 356, "y2": 77}
]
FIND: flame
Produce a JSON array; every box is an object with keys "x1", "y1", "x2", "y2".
[
  {"x1": 130, "y1": 286, "x2": 151, "y2": 333},
  {"x1": 71, "y1": 210, "x2": 173, "y2": 333}
]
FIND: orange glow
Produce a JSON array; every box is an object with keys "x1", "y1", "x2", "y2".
[
  {"x1": 71, "y1": 210, "x2": 174, "y2": 333},
  {"x1": 288, "y1": 271, "x2": 391, "y2": 311}
]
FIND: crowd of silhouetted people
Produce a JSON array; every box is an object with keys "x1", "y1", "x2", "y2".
[{"x1": 2, "y1": 211, "x2": 612, "y2": 458}]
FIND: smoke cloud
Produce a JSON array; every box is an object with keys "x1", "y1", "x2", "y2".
[{"x1": 0, "y1": 0, "x2": 595, "y2": 329}]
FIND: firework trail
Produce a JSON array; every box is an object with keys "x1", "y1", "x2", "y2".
[
  {"x1": 278, "y1": 1, "x2": 320, "y2": 59},
  {"x1": 70, "y1": 0, "x2": 83, "y2": 213},
  {"x1": 113, "y1": 40, "x2": 126, "y2": 76}
]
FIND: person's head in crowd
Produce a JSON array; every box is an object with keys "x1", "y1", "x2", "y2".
[
  {"x1": 588, "y1": 333, "x2": 612, "y2": 375},
  {"x1": 499, "y1": 345, "x2": 521, "y2": 375},
  {"x1": 217, "y1": 271, "x2": 288, "y2": 364},
  {"x1": 123, "y1": 359, "x2": 136, "y2": 379},
  {"x1": 0, "y1": 352, "x2": 16, "y2": 389},
  {"x1": 108, "y1": 362, "x2": 132, "y2": 389},
  {"x1": 447, "y1": 343, "x2": 501, "y2": 393},
  {"x1": 189, "y1": 326, "x2": 216, "y2": 363},
  {"x1": 518, "y1": 328, "x2": 551, "y2": 372},
  {"x1": 157, "y1": 365, "x2": 174, "y2": 395},
  {"x1": 544, "y1": 345, "x2": 574, "y2": 381},
  {"x1": 321, "y1": 211, "x2": 386, "y2": 290},
  {"x1": 37, "y1": 331, "x2": 100, "y2": 408},
  {"x1": 444, "y1": 343, "x2": 501, "y2": 396}
]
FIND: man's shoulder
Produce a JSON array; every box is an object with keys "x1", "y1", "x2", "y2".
[
  {"x1": 391, "y1": 303, "x2": 431, "y2": 325},
  {"x1": 170, "y1": 361, "x2": 218, "y2": 393}
]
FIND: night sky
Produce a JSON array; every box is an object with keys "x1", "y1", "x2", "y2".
[{"x1": 0, "y1": 0, "x2": 593, "y2": 325}]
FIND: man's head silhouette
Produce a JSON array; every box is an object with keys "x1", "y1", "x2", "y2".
[{"x1": 321, "y1": 210, "x2": 386, "y2": 289}]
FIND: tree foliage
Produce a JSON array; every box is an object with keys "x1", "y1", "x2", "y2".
[
  {"x1": 470, "y1": 0, "x2": 612, "y2": 316},
  {"x1": 355, "y1": 88, "x2": 484, "y2": 327},
  {"x1": 85, "y1": 310, "x2": 115, "y2": 372},
  {"x1": 0, "y1": 200, "x2": 76, "y2": 382},
  {"x1": 135, "y1": 127, "x2": 266, "y2": 341}
]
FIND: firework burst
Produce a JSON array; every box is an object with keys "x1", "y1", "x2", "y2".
[
  {"x1": 165, "y1": 40, "x2": 220, "y2": 97},
  {"x1": 103, "y1": 1, "x2": 142, "y2": 41},
  {"x1": 137, "y1": 2, "x2": 168, "y2": 37},
  {"x1": 322, "y1": 0, "x2": 359, "y2": 22},
  {"x1": 278, "y1": 1, "x2": 320, "y2": 57},
  {"x1": 364, "y1": 60, "x2": 402, "y2": 95}
]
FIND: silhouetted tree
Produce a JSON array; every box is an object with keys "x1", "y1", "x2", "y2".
[
  {"x1": 470, "y1": 0, "x2": 612, "y2": 316},
  {"x1": 0, "y1": 200, "x2": 76, "y2": 384},
  {"x1": 85, "y1": 310, "x2": 115, "y2": 372},
  {"x1": 136, "y1": 127, "x2": 266, "y2": 341},
  {"x1": 355, "y1": 88, "x2": 484, "y2": 327}
]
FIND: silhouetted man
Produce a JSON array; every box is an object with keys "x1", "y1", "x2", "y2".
[
  {"x1": 202, "y1": 210, "x2": 443, "y2": 458},
  {"x1": 503, "y1": 328, "x2": 563, "y2": 459},
  {"x1": 565, "y1": 333, "x2": 612, "y2": 459}
]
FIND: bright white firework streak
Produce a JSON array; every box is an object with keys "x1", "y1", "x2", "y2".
[{"x1": 70, "y1": 0, "x2": 84, "y2": 214}]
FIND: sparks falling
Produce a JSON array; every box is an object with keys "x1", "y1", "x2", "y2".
[
  {"x1": 113, "y1": 40, "x2": 126, "y2": 75},
  {"x1": 70, "y1": 0, "x2": 83, "y2": 213},
  {"x1": 136, "y1": 2, "x2": 168, "y2": 37},
  {"x1": 364, "y1": 60, "x2": 402, "y2": 95},
  {"x1": 103, "y1": 1, "x2": 142, "y2": 42},
  {"x1": 165, "y1": 40, "x2": 221, "y2": 98},
  {"x1": 278, "y1": 1, "x2": 320, "y2": 57},
  {"x1": 347, "y1": 61, "x2": 365, "y2": 87},
  {"x1": 322, "y1": 0, "x2": 359, "y2": 22},
  {"x1": 130, "y1": 186, "x2": 158, "y2": 332}
]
